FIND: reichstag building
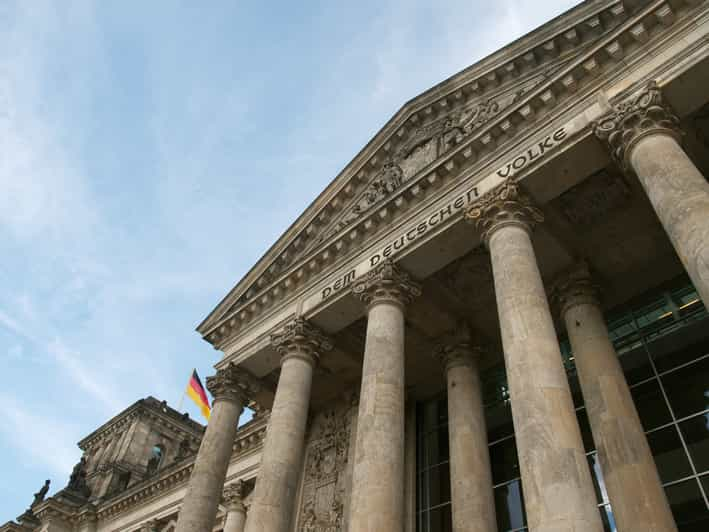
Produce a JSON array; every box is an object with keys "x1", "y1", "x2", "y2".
[{"x1": 4, "y1": 0, "x2": 709, "y2": 530}]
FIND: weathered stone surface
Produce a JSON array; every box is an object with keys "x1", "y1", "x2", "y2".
[
  {"x1": 223, "y1": 481, "x2": 247, "y2": 532},
  {"x1": 553, "y1": 265, "x2": 677, "y2": 532},
  {"x1": 595, "y1": 81, "x2": 709, "y2": 306},
  {"x1": 175, "y1": 365, "x2": 258, "y2": 532},
  {"x1": 434, "y1": 323, "x2": 496, "y2": 532},
  {"x1": 470, "y1": 185, "x2": 603, "y2": 532},
  {"x1": 349, "y1": 261, "x2": 420, "y2": 532},
  {"x1": 245, "y1": 319, "x2": 332, "y2": 532}
]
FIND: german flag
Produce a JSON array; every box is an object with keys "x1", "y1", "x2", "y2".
[{"x1": 186, "y1": 369, "x2": 211, "y2": 421}]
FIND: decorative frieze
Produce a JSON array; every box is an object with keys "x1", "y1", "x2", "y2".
[{"x1": 594, "y1": 80, "x2": 682, "y2": 170}]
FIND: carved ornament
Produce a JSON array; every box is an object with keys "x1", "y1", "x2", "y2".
[
  {"x1": 352, "y1": 259, "x2": 422, "y2": 309},
  {"x1": 594, "y1": 81, "x2": 682, "y2": 170},
  {"x1": 550, "y1": 262, "x2": 601, "y2": 318},
  {"x1": 433, "y1": 320, "x2": 485, "y2": 371},
  {"x1": 206, "y1": 363, "x2": 261, "y2": 406},
  {"x1": 270, "y1": 318, "x2": 333, "y2": 366},
  {"x1": 464, "y1": 179, "x2": 544, "y2": 245},
  {"x1": 222, "y1": 481, "x2": 246, "y2": 512}
]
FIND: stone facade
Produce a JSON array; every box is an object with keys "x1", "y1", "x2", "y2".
[{"x1": 5, "y1": 1, "x2": 709, "y2": 531}]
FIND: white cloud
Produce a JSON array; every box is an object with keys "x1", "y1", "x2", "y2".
[{"x1": 0, "y1": 393, "x2": 80, "y2": 477}]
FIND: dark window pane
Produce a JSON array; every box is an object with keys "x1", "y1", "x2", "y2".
[
  {"x1": 424, "y1": 462, "x2": 451, "y2": 508},
  {"x1": 486, "y1": 402, "x2": 514, "y2": 443},
  {"x1": 661, "y1": 357, "x2": 709, "y2": 419},
  {"x1": 490, "y1": 437, "x2": 521, "y2": 485},
  {"x1": 665, "y1": 479, "x2": 709, "y2": 532},
  {"x1": 647, "y1": 427, "x2": 693, "y2": 483},
  {"x1": 630, "y1": 378, "x2": 672, "y2": 431},
  {"x1": 577, "y1": 408, "x2": 596, "y2": 452},
  {"x1": 588, "y1": 452, "x2": 609, "y2": 504},
  {"x1": 494, "y1": 479, "x2": 526, "y2": 531},
  {"x1": 649, "y1": 318, "x2": 709, "y2": 373},
  {"x1": 427, "y1": 504, "x2": 452, "y2": 532},
  {"x1": 599, "y1": 504, "x2": 617, "y2": 532},
  {"x1": 679, "y1": 414, "x2": 709, "y2": 474},
  {"x1": 423, "y1": 425, "x2": 450, "y2": 468},
  {"x1": 619, "y1": 345, "x2": 654, "y2": 384},
  {"x1": 568, "y1": 373, "x2": 585, "y2": 408}
]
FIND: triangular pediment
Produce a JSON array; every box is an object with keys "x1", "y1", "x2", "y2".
[{"x1": 199, "y1": 0, "x2": 651, "y2": 339}]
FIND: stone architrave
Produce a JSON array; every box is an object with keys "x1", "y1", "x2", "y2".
[
  {"x1": 348, "y1": 260, "x2": 421, "y2": 532},
  {"x1": 244, "y1": 318, "x2": 332, "y2": 532},
  {"x1": 175, "y1": 364, "x2": 260, "y2": 532},
  {"x1": 222, "y1": 481, "x2": 248, "y2": 532},
  {"x1": 595, "y1": 81, "x2": 709, "y2": 305},
  {"x1": 553, "y1": 264, "x2": 677, "y2": 532},
  {"x1": 433, "y1": 322, "x2": 496, "y2": 532},
  {"x1": 465, "y1": 181, "x2": 603, "y2": 532}
]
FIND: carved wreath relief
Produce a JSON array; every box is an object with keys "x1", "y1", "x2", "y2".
[{"x1": 298, "y1": 399, "x2": 356, "y2": 532}]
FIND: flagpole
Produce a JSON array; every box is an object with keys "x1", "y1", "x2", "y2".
[{"x1": 177, "y1": 391, "x2": 186, "y2": 413}]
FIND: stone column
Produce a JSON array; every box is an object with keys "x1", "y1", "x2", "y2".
[
  {"x1": 434, "y1": 322, "x2": 496, "y2": 532},
  {"x1": 349, "y1": 260, "x2": 421, "y2": 532},
  {"x1": 553, "y1": 264, "x2": 677, "y2": 532},
  {"x1": 595, "y1": 81, "x2": 709, "y2": 305},
  {"x1": 222, "y1": 481, "x2": 248, "y2": 532},
  {"x1": 466, "y1": 181, "x2": 603, "y2": 532},
  {"x1": 175, "y1": 364, "x2": 259, "y2": 532},
  {"x1": 244, "y1": 318, "x2": 332, "y2": 532}
]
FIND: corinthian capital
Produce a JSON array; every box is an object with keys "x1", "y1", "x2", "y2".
[
  {"x1": 222, "y1": 480, "x2": 246, "y2": 512},
  {"x1": 594, "y1": 81, "x2": 682, "y2": 170},
  {"x1": 352, "y1": 260, "x2": 422, "y2": 310},
  {"x1": 270, "y1": 317, "x2": 333, "y2": 366},
  {"x1": 550, "y1": 262, "x2": 601, "y2": 318},
  {"x1": 464, "y1": 179, "x2": 544, "y2": 245},
  {"x1": 433, "y1": 320, "x2": 485, "y2": 371},
  {"x1": 206, "y1": 363, "x2": 261, "y2": 405}
]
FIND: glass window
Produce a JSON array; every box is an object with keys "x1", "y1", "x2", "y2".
[
  {"x1": 420, "y1": 504, "x2": 452, "y2": 532},
  {"x1": 423, "y1": 463, "x2": 451, "y2": 509},
  {"x1": 486, "y1": 401, "x2": 514, "y2": 443},
  {"x1": 618, "y1": 345, "x2": 654, "y2": 384},
  {"x1": 494, "y1": 479, "x2": 526, "y2": 531},
  {"x1": 679, "y1": 414, "x2": 709, "y2": 474},
  {"x1": 649, "y1": 322, "x2": 709, "y2": 373},
  {"x1": 599, "y1": 504, "x2": 617, "y2": 532},
  {"x1": 665, "y1": 479, "x2": 709, "y2": 532},
  {"x1": 630, "y1": 378, "x2": 672, "y2": 431},
  {"x1": 660, "y1": 357, "x2": 709, "y2": 419},
  {"x1": 576, "y1": 408, "x2": 596, "y2": 452},
  {"x1": 647, "y1": 427, "x2": 693, "y2": 483},
  {"x1": 490, "y1": 437, "x2": 521, "y2": 485},
  {"x1": 588, "y1": 452, "x2": 609, "y2": 504}
]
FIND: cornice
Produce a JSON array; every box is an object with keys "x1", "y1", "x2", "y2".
[{"x1": 201, "y1": 0, "x2": 703, "y2": 350}]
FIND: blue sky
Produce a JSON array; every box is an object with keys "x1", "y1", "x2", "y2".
[{"x1": 0, "y1": 0, "x2": 579, "y2": 520}]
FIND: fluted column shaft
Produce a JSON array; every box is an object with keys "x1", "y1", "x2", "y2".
[
  {"x1": 554, "y1": 266, "x2": 677, "y2": 532},
  {"x1": 595, "y1": 81, "x2": 709, "y2": 305},
  {"x1": 349, "y1": 260, "x2": 421, "y2": 532},
  {"x1": 436, "y1": 326, "x2": 496, "y2": 532},
  {"x1": 223, "y1": 482, "x2": 248, "y2": 532},
  {"x1": 175, "y1": 365, "x2": 258, "y2": 532},
  {"x1": 245, "y1": 319, "x2": 332, "y2": 532},
  {"x1": 466, "y1": 182, "x2": 603, "y2": 532}
]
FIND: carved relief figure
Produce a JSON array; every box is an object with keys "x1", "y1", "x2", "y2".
[
  {"x1": 31, "y1": 479, "x2": 50, "y2": 507},
  {"x1": 297, "y1": 398, "x2": 355, "y2": 531}
]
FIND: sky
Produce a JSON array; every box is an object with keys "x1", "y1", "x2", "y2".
[{"x1": 0, "y1": 0, "x2": 580, "y2": 521}]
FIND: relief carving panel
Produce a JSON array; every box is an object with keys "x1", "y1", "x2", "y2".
[{"x1": 298, "y1": 396, "x2": 358, "y2": 532}]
